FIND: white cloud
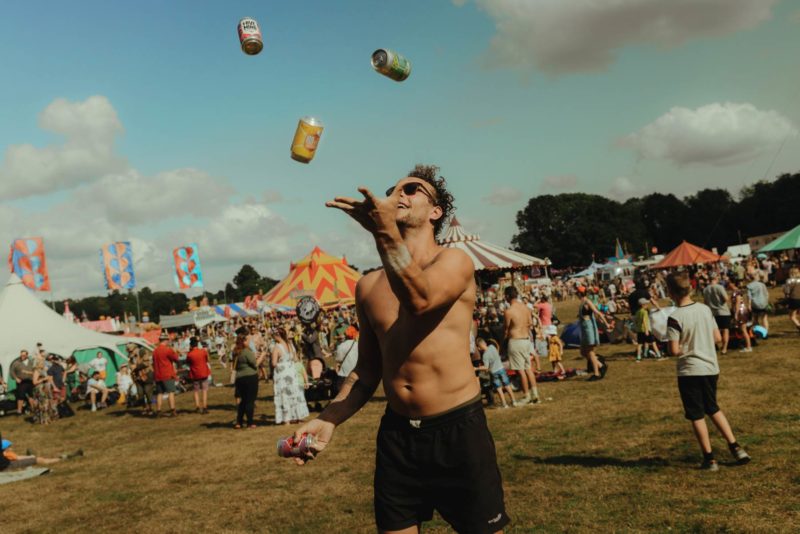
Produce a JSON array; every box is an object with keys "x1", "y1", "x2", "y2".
[
  {"x1": 619, "y1": 102, "x2": 797, "y2": 166},
  {"x1": 482, "y1": 185, "x2": 524, "y2": 205},
  {"x1": 607, "y1": 176, "x2": 646, "y2": 201},
  {"x1": 0, "y1": 96, "x2": 126, "y2": 200},
  {"x1": 539, "y1": 174, "x2": 579, "y2": 192},
  {"x1": 73, "y1": 168, "x2": 234, "y2": 225},
  {"x1": 472, "y1": 0, "x2": 777, "y2": 74}
]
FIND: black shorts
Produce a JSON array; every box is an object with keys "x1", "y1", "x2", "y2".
[
  {"x1": 374, "y1": 397, "x2": 510, "y2": 533},
  {"x1": 15, "y1": 379, "x2": 33, "y2": 401},
  {"x1": 677, "y1": 375, "x2": 720, "y2": 421},
  {"x1": 636, "y1": 332, "x2": 654, "y2": 344},
  {"x1": 789, "y1": 299, "x2": 800, "y2": 311},
  {"x1": 714, "y1": 315, "x2": 732, "y2": 330}
]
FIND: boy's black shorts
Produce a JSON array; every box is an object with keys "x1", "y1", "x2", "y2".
[
  {"x1": 677, "y1": 375, "x2": 720, "y2": 421},
  {"x1": 374, "y1": 396, "x2": 510, "y2": 534},
  {"x1": 636, "y1": 332, "x2": 654, "y2": 344}
]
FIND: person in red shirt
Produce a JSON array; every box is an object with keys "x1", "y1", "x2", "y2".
[
  {"x1": 535, "y1": 295, "x2": 553, "y2": 327},
  {"x1": 186, "y1": 337, "x2": 211, "y2": 414},
  {"x1": 152, "y1": 333, "x2": 179, "y2": 417}
]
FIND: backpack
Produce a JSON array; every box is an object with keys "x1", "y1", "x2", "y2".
[{"x1": 57, "y1": 402, "x2": 75, "y2": 419}]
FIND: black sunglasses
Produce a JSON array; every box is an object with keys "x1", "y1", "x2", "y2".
[{"x1": 386, "y1": 182, "x2": 436, "y2": 202}]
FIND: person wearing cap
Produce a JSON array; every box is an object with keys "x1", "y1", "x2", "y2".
[
  {"x1": 152, "y1": 332, "x2": 179, "y2": 417},
  {"x1": 1, "y1": 434, "x2": 83, "y2": 472},
  {"x1": 86, "y1": 371, "x2": 109, "y2": 412}
]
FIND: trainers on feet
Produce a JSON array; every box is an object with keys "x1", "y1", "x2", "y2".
[
  {"x1": 91, "y1": 405, "x2": 97, "y2": 412},
  {"x1": 739, "y1": 347, "x2": 753, "y2": 353},
  {"x1": 700, "y1": 459, "x2": 719, "y2": 471},
  {"x1": 587, "y1": 375, "x2": 601, "y2": 382},
  {"x1": 731, "y1": 446, "x2": 751, "y2": 465}
]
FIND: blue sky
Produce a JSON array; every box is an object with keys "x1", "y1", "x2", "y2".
[{"x1": 1, "y1": 0, "x2": 799, "y2": 298}]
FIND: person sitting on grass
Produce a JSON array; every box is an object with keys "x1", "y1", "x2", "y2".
[
  {"x1": 666, "y1": 272, "x2": 751, "y2": 472},
  {"x1": 1, "y1": 435, "x2": 82, "y2": 471},
  {"x1": 475, "y1": 338, "x2": 517, "y2": 408},
  {"x1": 86, "y1": 371, "x2": 109, "y2": 412}
]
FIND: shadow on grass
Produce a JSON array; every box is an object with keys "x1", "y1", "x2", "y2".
[{"x1": 513, "y1": 454, "x2": 670, "y2": 469}]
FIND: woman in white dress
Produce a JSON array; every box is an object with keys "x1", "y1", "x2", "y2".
[{"x1": 271, "y1": 328, "x2": 309, "y2": 425}]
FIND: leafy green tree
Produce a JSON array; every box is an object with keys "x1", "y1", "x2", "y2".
[{"x1": 512, "y1": 193, "x2": 645, "y2": 266}]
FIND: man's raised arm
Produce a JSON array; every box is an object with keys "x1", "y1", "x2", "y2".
[{"x1": 374, "y1": 231, "x2": 474, "y2": 315}]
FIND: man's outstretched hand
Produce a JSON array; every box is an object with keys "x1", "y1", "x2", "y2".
[
  {"x1": 291, "y1": 418, "x2": 336, "y2": 466},
  {"x1": 326, "y1": 186, "x2": 399, "y2": 236}
]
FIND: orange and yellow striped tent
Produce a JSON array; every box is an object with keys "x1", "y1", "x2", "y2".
[{"x1": 263, "y1": 246, "x2": 361, "y2": 309}]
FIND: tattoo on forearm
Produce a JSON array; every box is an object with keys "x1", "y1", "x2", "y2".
[{"x1": 385, "y1": 243, "x2": 412, "y2": 273}]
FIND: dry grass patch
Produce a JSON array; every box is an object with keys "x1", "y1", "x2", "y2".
[{"x1": 2, "y1": 294, "x2": 799, "y2": 533}]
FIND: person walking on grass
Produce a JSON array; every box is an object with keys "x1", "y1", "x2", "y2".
[
  {"x1": 152, "y1": 333, "x2": 179, "y2": 417},
  {"x1": 666, "y1": 272, "x2": 751, "y2": 472},
  {"x1": 504, "y1": 286, "x2": 540, "y2": 404},
  {"x1": 746, "y1": 274, "x2": 770, "y2": 333},
  {"x1": 232, "y1": 327, "x2": 263, "y2": 429},
  {"x1": 703, "y1": 273, "x2": 732, "y2": 355},
  {"x1": 186, "y1": 337, "x2": 210, "y2": 414},
  {"x1": 784, "y1": 267, "x2": 800, "y2": 333},
  {"x1": 634, "y1": 298, "x2": 661, "y2": 361},
  {"x1": 577, "y1": 286, "x2": 610, "y2": 381},
  {"x1": 476, "y1": 338, "x2": 516, "y2": 408},
  {"x1": 728, "y1": 281, "x2": 752, "y2": 353}
]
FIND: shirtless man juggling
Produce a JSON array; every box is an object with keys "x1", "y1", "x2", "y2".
[{"x1": 293, "y1": 165, "x2": 510, "y2": 534}]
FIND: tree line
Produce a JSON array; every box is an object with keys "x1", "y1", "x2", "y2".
[
  {"x1": 512, "y1": 172, "x2": 800, "y2": 268},
  {"x1": 48, "y1": 264, "x2": 278, "y2": 321}
]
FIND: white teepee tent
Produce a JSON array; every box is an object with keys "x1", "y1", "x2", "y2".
[{"x1": 0, "y1": 274, "x2": 147, "y2": 387}]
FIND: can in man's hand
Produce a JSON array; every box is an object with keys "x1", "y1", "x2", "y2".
[
  {"x1": 290, "y1": 117, "x2": 324, "y2": 163},
  {"x1": 238, "y1": 17, "x2": 263, "y2": 55},
  {"x1": 277, "y1": 433, "x2": 317, "y2": 458},
  {"x1": 371, "y1": 49, "x2": 411, "y2": 82}
]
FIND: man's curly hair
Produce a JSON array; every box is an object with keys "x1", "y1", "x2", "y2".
[{"x1": 407, "y1": 164, "x2": 454, "y2": 238}]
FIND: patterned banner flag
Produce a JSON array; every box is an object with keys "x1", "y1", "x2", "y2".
[
  {"x1": 100, "y1": 241, "x2": 136, "y2": 290},
  {"x1": 8, "y1": 237, "x2": 51, "y2": 291},
  {"x1": 173, "y1": 244, "x2": 204, "y2": 289}
]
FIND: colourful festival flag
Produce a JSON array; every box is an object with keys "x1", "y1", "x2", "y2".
[
  {"x1": 173, "y1": 244, "x2": 204, "y2": 289},
  {"x1": 8, "y1": 237, "x2": 51, "y2": 291},
  {"x1": 100, "y1": 242, "x2": 136, "y2": 290}
]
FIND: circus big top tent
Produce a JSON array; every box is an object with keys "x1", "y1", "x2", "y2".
[
  {"x1": 438, "y1": 217, "x2": 549, "y2": 271},
  {"x1": 263, "y1": 247, "x2": 361, "y2": 309},
  {"x1": 0, "y1": 275, "x2": 149, "y2": 388}
]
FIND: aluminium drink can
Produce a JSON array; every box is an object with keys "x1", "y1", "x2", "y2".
[
  {"x1": 371, "y1": 48, "x2": 411, "y2": 82},
  {"x1": 238, "y1": 17, "x2": 263, "y2": 55},
  {"x1": 290, "y1": 116, "x2": 324, "y2": 164},
  {"x1": 277, "y1": 433, "x2": 317, "y2": 458}
]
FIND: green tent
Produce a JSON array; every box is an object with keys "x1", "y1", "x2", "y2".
[
  {"x1": 72, "y1": 345, "x2": 131, "y2": 387},
  {"x1": 758, "y1": 224, "x2": 800, "y2": 252}
]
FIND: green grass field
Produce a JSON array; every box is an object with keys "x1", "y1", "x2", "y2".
[{"x1": 2, "y1": 295, "x2": 799, "y2": 533}]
